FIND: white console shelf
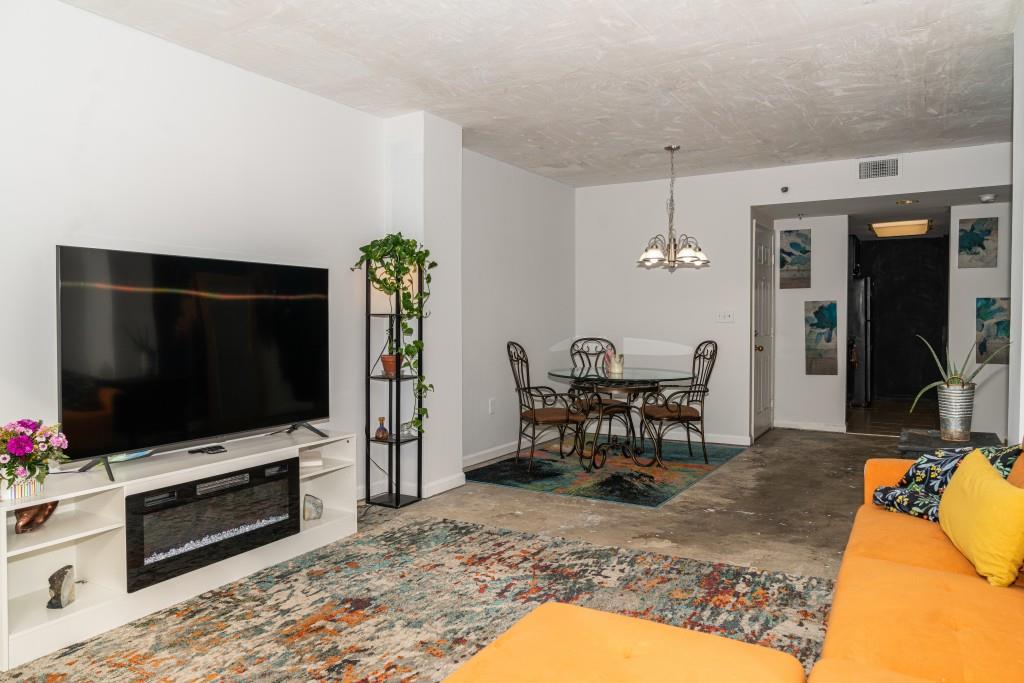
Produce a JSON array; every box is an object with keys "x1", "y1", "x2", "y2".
[{"x1": 0, "y1": 428, "x2": 357, "y2": 671}]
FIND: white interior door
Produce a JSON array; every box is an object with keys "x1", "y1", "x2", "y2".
[{"x1": 752, "y1": 221, "x2": 775, "y2": 438}]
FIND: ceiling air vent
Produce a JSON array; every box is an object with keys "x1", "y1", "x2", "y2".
[{"x1": 858, "y1": 157, "x2": 898, "y2": 179}]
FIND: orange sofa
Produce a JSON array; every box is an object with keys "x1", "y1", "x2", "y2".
[
  {"x1": 445, "y1": 458, "x2": 1024, "y2": 682},
  {"x1": 808, "y1": 458, "x2": 1024, "y2": 682}
]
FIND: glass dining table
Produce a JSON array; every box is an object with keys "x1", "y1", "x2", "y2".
[{"x1": 547, "y1": 367, "x2": 693, "y2": 469}]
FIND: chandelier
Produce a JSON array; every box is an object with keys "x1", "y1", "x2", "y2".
[{"x1": 637, "y1": 145, "x2": 710, "y2": 270}]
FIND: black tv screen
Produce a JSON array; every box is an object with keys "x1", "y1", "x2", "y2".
[{"x1": 57, "y1": 246, "x2": 329, "y2": 460}]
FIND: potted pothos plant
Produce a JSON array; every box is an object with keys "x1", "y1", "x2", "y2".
[
  {"x1": 353, "y1": 233, "x2": 437, "y2": 431},
  {"x1": 911, "y1": 335, "x2": 1010, "y2": 441}
]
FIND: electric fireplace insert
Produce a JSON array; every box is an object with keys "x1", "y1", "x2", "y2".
[{"x1": 126, "y1": 458, "x2": 299, "y2": 592}]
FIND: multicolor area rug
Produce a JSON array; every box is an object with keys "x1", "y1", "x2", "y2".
[
  {"x1": 466, "y1": 438, "x2": 747, "y2": 506},
  {"x1": 12, "y1": 517, "x2": 833, "y2": 682}
]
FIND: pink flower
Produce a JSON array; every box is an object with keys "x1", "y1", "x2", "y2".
[
  {"x1": 15, "y1": 419, "x2": 39, "y2": 432},
  {"x1": 14, "y1": 466, "x2": 28, "y2": 479},
  {"x1": 0, "y1": 454, "x2": 9, "y2": 464},
  {"x1": 49, "y1": 433, "x2": 68, "y2": 449},
  {"x1": 6, "y1": 435, "x2": 33, "y2": 457}
]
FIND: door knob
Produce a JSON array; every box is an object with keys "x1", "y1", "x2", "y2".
[{"x1": 755, "y1": 345, "x2": 764, "y2": 352}]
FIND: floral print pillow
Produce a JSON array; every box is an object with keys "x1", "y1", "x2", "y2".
[
  {"x1": 873, "y1": 486, "x2": 941, "y2": 522},
  {"x1": 874, "y1": 444, "x2": 1022, "y2": 522}
]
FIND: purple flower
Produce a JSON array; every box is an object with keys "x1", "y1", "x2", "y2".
[
  {"x1": 6, "y1": 435, "x2": 34, "y2": 457},
  {"x1": 16, "y1": 419, "x2": 39, "y2": 432},
  {"x1": 14, "y1": 466, "x2": 28, "y2": 479}
]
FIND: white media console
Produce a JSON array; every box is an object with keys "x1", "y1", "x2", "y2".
[{"x1": 0, "y1": 429, "x2": 357, "y2": 671}]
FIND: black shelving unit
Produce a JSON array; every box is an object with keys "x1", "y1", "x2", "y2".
[{"x1": 364, "y1": 265, "x2": 423, "y2": 508}]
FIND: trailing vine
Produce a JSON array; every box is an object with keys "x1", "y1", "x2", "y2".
[{"x1": 353, "y1": 233, "x2": 437, "y2": 431}]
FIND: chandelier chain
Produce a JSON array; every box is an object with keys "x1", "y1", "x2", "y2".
[{"x1": 667, "y1": 147, "x2": 676, "y2": 239}]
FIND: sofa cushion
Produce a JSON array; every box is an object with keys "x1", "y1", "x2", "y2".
[
  {"x1": 809, "y1": 658, "x2": 936, "y2": 683},
  {"x1": 843, "y1": 506, "x2": 978, "y2": 577},
  {"x1": 894, "y1": 444, "x2": 1021, "y2": 496},
  {"x1": 822, "y1": 556, "x2": 1024, "y2": 682},
  {"x1": 443, "y1": 602, "x2": 806, "y2": 683},
  {"x1": 1008, "y1": 455, "x2": 1024, "y2": 488},
  {"x1": 939, "y1": 450, "x2": 1024, "y2": 587},
  {"x1": 895, "y1": 446, "x2": 974, "y2": 494},
  {"x1": 870, "y1": 486, "x2": 941, "y2": 522}
]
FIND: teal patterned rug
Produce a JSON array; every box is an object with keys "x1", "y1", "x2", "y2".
[
  {"x1": 466, "y1": 438, "x2": 746, "y2": 507},
  {"x1": 13, "y1": 517, "x2": 833, "y2": 681}
]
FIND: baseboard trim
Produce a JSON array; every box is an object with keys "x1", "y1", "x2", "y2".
[
  {"x1": 357, "y1": 471, "x2": 467, "y2": 502},
  {"x1": 463, "y1": 441, "x2": 518, "y2": 469},
  {"x1": 421, "y1": 472, "x2": 466, "y2": 498},
  {"x1": 773, "y1": 420, "x2": 847, "y2": 433}
]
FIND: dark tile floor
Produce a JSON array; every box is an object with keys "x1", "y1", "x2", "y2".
[{"x1": 846, "y1": 398, "x2": 938, "y2": 436}]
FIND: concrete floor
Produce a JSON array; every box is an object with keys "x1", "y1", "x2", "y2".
[{"x1": 364, "y1": 429, "x2": 899, "y2": 579}]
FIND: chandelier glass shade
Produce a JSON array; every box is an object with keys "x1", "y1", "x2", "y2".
[{"x1": 637, "y1": 145, "x2": 710, "y2": 270}]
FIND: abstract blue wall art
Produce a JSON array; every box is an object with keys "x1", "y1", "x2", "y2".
[
  {"x1": 958, "y1": 217, "x2": 998, "y2": 268},
  {"x1": 805, "y1": 300, "x2": 838, "y2": 375},
  {"x1": 779, "y1": 229, "x2": 811, "y2": 288},
  {"x1": 976, "y1": 297, "x2": 1010, "y2": 364}
]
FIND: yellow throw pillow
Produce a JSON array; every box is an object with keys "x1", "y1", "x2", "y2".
[{"x1": 939, "y1": 450, "x2": 1024, "y2": 587}]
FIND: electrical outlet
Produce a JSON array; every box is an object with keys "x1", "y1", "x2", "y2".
[
  {"x1": 715, "y1": 311, "x2": 735, "y2": 324},
  {"x1": 488, "y1": 398, "x2": 496, "y2": 415}
]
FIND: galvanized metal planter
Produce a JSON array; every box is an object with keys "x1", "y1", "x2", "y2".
[{"x1": 937, "y1": 383, "x2": 975, "y2": 441}]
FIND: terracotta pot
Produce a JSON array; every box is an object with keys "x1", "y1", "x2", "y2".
[{"x1": 381, "y1": 354, "x2": 401, "y2": 378}]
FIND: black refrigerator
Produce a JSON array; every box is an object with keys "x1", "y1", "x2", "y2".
[{"x1": 848, "y1": 276, "x2": 872, "y2": 407}]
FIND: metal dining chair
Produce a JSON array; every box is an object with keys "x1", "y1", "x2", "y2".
[
  {"x1": 569, "y1": 337, "x2": 635, "y2": 443},
  {"x1": 640, "y1": 340, "x2": 718, "y2": 465},
  {"x1": 507, "y1": 341, "x2": 588, "y2": 472}
]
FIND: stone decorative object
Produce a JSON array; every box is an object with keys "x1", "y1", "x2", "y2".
[
  {"x1": 15, "y1": 500, "x2": 59, "y2": 534},
  {"x1": 303, "y1": 494, "x2": 323, "y2": 521},
  {"x1": 47, "y1": 565, "x2": 76, "y2": 609}
]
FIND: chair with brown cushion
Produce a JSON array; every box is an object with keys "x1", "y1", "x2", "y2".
[
  {"x1": 641, "y1": 340, "x2": 718, "y2": 466},
  {"x1": 507, "y1": 341, "x2": 588, "y2": 472},
  {"x1": 569, "y1": 338, "x2": 636, "y2": 443}
]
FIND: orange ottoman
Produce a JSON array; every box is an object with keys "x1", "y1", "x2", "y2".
[{"x1": 443, "y1": 602, "x2": 806, "y2": 682}]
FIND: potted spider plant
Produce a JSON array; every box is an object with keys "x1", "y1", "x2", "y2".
[{"x1": 911, "y1": 335, "x2": 1010, "y2": 441}]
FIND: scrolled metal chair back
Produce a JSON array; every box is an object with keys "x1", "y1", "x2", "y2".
[
  {"x1": 687, "y1": 340, "x2": 718, "y2": 406},
  {"x1": 507, "y1": 341, "x2": 532, "y2": 411},
  {"x1": 570, "y1": 337, "x2": 615, "y2": 372}
]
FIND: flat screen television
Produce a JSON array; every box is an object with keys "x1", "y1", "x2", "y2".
[{"x1": 57, "y1": 246, "x2": 329, "y2": 460}]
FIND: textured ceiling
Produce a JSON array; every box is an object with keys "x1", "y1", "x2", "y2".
[{"x1": 62, "y1": 0, "x2": 1019, "y2": 186}]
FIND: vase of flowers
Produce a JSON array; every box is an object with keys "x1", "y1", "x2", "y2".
[{"x1": 1, "y1": 419, "x2": 69, "y2": 501}]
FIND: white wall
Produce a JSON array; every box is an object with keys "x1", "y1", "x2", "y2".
[
  {"x1": 0, "y1": 1, "x2": 384, "y2": 489},
  {"x1": 773, "y1": 216, "x2": 848, "y2": 432},
  {"x1": 1010, "y1": 12, "x2": 1024, "y2": 444},
  {"x1": 576, "y1": 143, "x2": 1010, "y2": 444},
  {"x1": 949, "y1": 203, "x2": 1011, "y2": 440},
  {"x1": 421, "y1": 113, "x2": 465, "y2": 492},
  {"x1": 461, "y1": 151, "x2": 575, "y2": 464}
]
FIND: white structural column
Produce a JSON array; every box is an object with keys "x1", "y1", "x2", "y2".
[{"x1": 382, "y1": 111, "x2": 465, "y2": 497}]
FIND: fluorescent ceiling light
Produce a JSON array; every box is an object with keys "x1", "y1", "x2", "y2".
[{"x1": 870, "y1": 219, "x2": 930, "y2": 238}]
